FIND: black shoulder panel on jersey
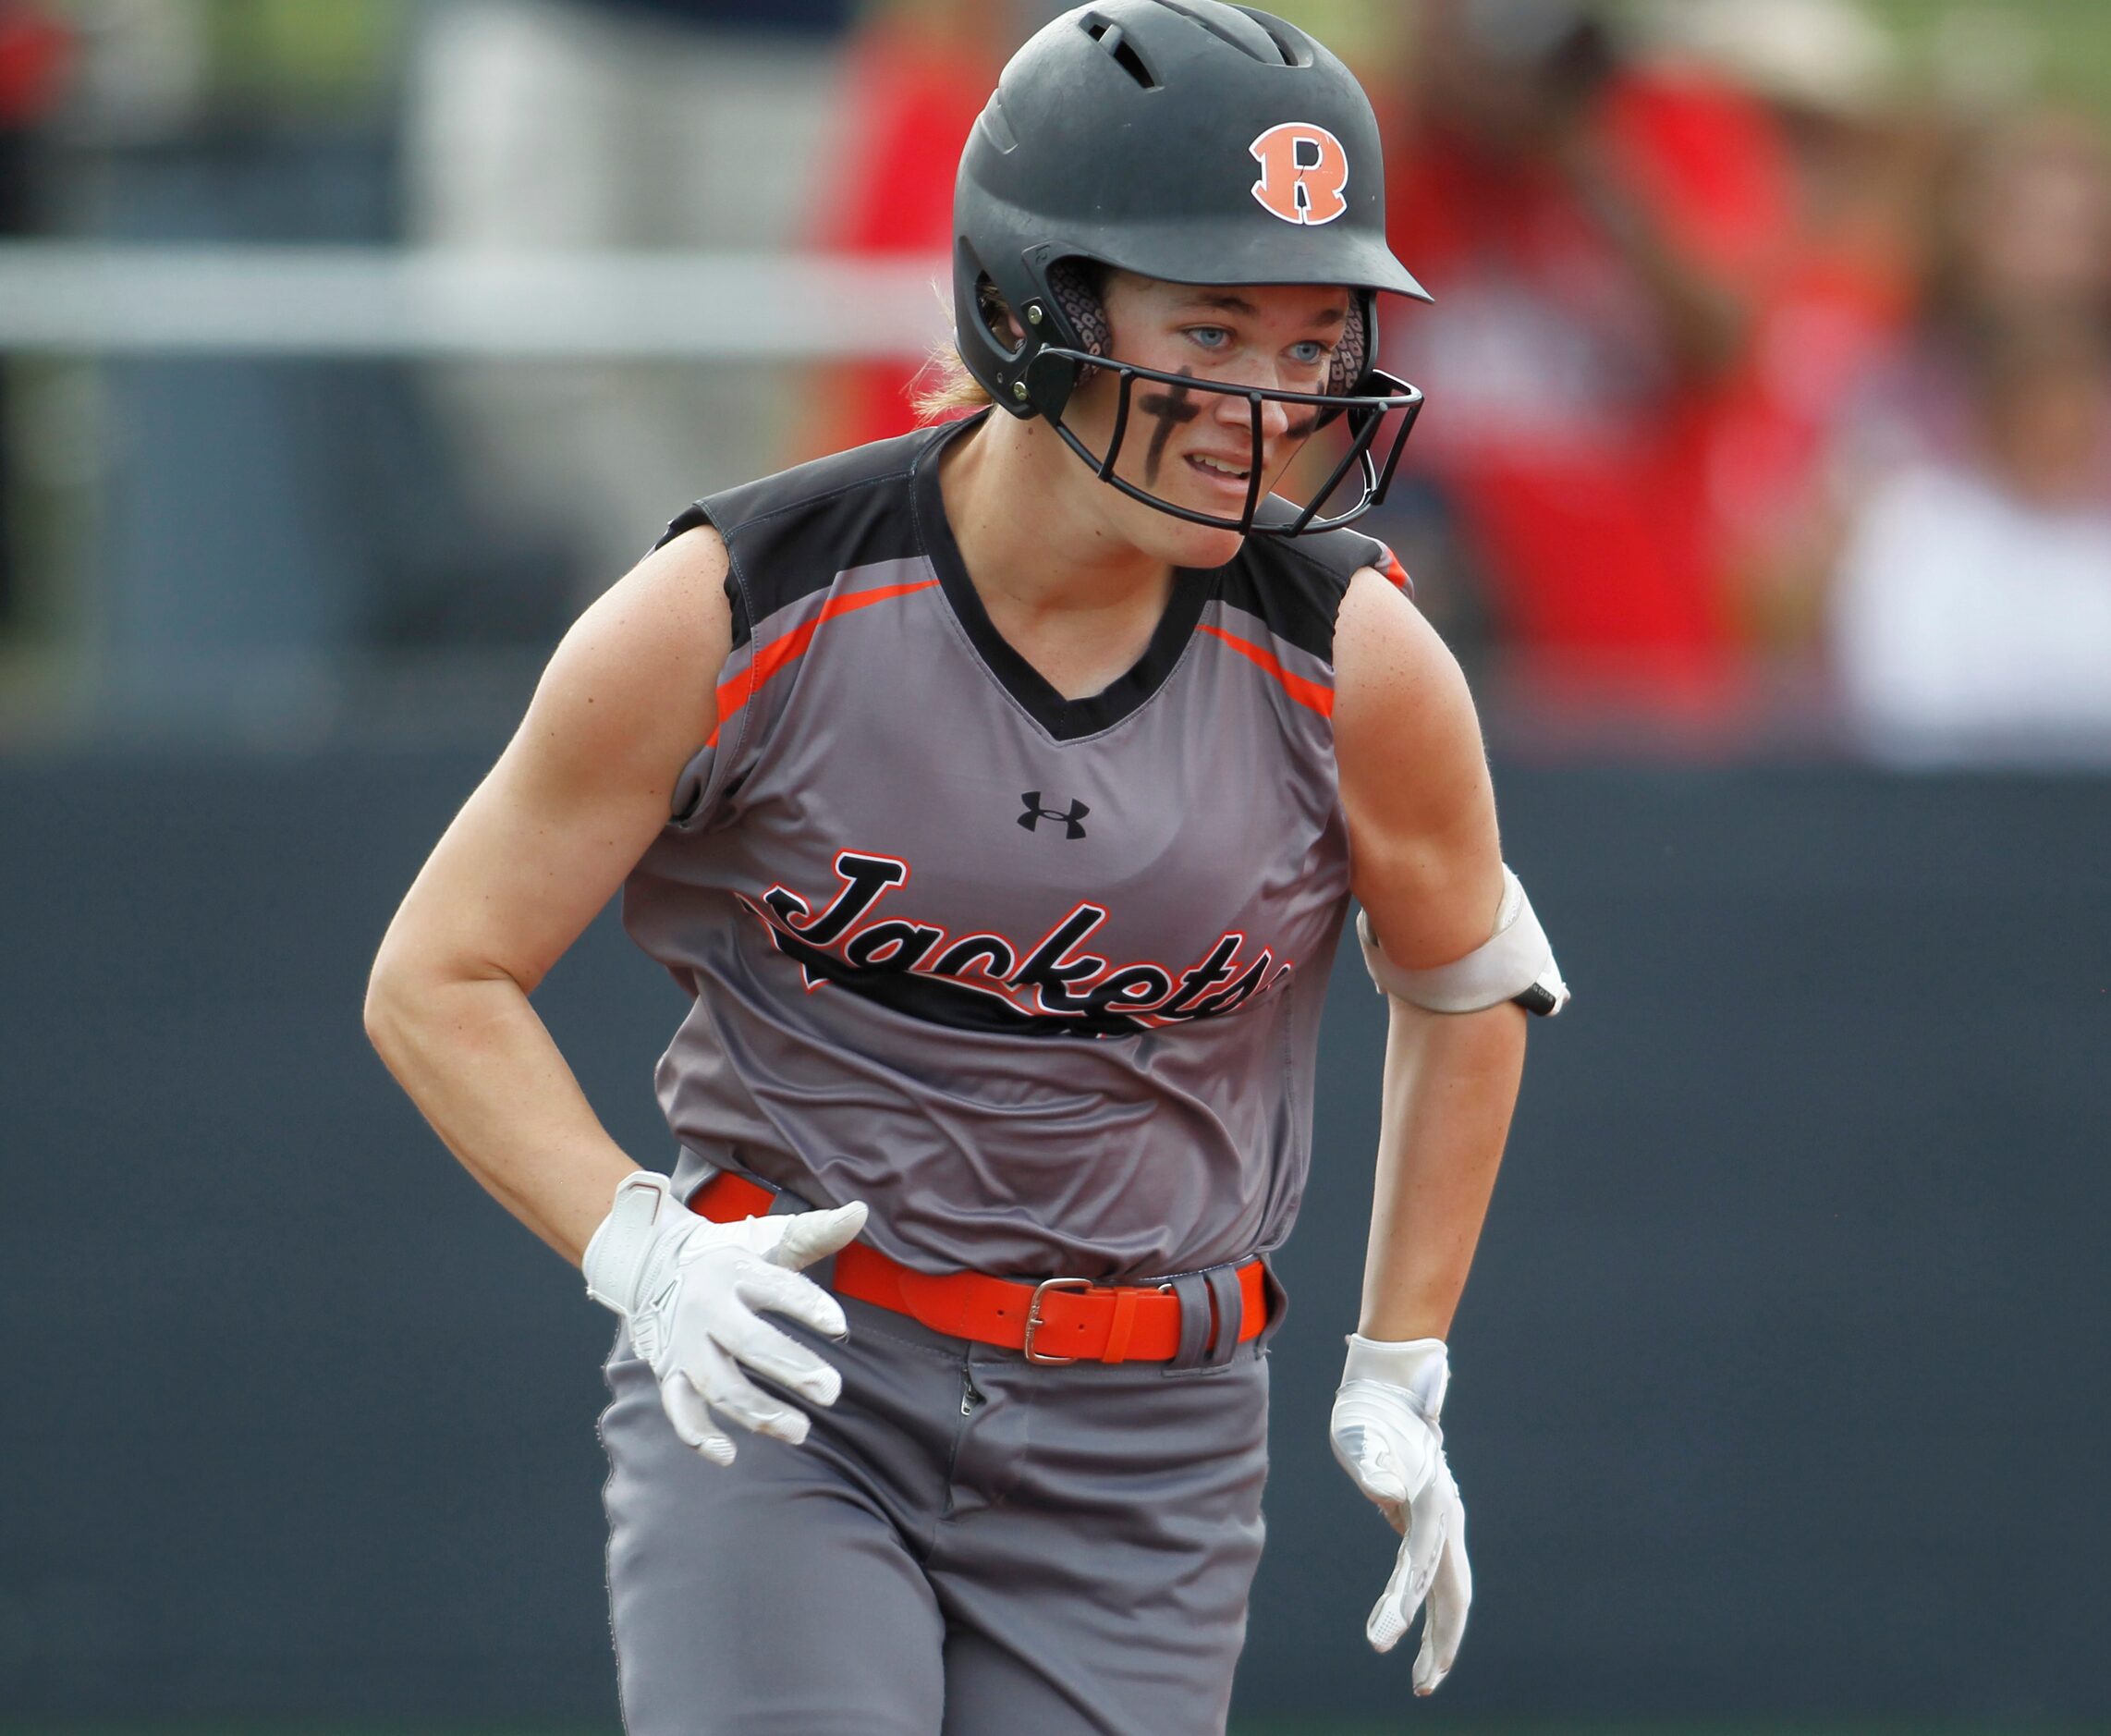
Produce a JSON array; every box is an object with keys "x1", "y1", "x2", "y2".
[
  {"x1": 653, "y1": 424, "x2": 947, "y2": 648},
  {"x1": 1217, "y1": 512, "x2": 1389, "y2": 664}
]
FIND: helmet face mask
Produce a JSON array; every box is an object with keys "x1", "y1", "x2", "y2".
[
  {"x1": 952, "y1": 0, "x2": 1432, "y2": 537},
  {"x1": 1026, "y1": 335, "x2": 1424, "y2": 536}
]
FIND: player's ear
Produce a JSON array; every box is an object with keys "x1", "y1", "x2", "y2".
[{"x1": 976, "y1": 277, "x2": 1028, "y2": 350}]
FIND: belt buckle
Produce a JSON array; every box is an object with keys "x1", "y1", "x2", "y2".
[{"x1": 1022, "y1": 1276, "x2": 1092, "y2": 1364}]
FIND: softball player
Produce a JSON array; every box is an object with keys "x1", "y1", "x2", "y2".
[{"x1": 366, "y1": 4, "x2": 1566, "y2": 1730}]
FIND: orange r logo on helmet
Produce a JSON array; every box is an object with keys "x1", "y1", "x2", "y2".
[{"x1": 1248, "y1": 122, "x2": 1350, "y2": 226}]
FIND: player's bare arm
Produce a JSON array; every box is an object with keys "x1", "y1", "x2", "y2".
[
  {"x1": 363, "y1": 526, "x2": 733, "y2": 1263},
  {"x1": 1333, "y1": 563, "x2": 1527, "y2": 1344},
  {"x1": 1329, "y1": 561, "x2": 1556, "y2": 1690},
  {"x1": 366, "y1": 527, "x2": 868, "y2": 1461}
]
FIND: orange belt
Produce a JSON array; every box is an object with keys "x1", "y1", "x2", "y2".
[{"x1": 689, "y1": 1171, "x2": 1267, "y2": 1366}]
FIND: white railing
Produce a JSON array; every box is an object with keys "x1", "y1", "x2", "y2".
[{"x1": 0, "y1": 243, "x2": 952, "y2": 359}]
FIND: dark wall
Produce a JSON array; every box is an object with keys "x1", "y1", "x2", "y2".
[{"x1": 2, "y1": 751, "x2": 2105, "y2": 1725}]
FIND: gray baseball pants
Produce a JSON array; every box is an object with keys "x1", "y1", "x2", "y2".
[{"x1": 600, "y1": 1257, "x2": 1275, "y2": 1734}]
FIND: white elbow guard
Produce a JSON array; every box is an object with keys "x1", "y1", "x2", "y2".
[{"x1": 1357, "y1": 866, "x2": 1569, "y2": 1017}]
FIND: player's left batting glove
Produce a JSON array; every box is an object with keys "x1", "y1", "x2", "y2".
[{"x1": 1329, "y1": 1335, "x2": 1471, "y2": 1693}]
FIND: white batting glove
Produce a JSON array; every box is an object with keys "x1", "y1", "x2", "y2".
[
  {"x1": 1329, "y1": 1335, "x2": 1472, "y2": 1693},
  {"x1": 583, "y1": 1171, "x2": 868, "y2": 1465}
]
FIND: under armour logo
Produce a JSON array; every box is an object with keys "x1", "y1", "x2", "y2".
[{"x1": 1019, "y1": 791, "x2": 1089, "y2": 840}]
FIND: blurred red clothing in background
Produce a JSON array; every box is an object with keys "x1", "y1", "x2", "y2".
[
  {"x1": 0, "y1": 4, "x2": 64, "y2": 124},
  {"x1": 797, "y1": 6, "x2": 1007, "y2": 458},
  {"x1": 0, "y1": 3, "x2": 67, "y2": 124},
  {"x1": 1388, "y1": 64, "x2": 1791, "y2": 712}
]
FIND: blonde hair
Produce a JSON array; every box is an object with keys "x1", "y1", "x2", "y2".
[
  {"x1": 911, "y1": 275, "x2": 1006, "y2": 422},
  {"x1": 911, "y1": 342, "x2": 995, "y2": 421}
]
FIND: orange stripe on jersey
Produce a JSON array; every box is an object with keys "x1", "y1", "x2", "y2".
[
  {"x1": 1197, "y1": 622, "x2": 1335, "y2": 718},
  {"x1": 708, "y1": 577, "x2": 940, "y2": 744},
  {"x1": 1374, "y1": 541, "x2": 1409, "y2": 591}
]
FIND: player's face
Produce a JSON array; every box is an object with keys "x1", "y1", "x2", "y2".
[{"x1": 1061, "y1": 273, "x2": 1351, "y2": 567}]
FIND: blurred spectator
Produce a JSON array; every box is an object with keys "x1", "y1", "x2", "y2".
[
  {"x1": 1836, "y1": 111, "x2": 2111, "y2": 480},
  {"x1": 1827, "y1": 114, "x2": 2111, "y2": 764},
  {"x1": 402, "y1": 0, "x2": 854, "y2": 593},
  {"x1": 1663, "y1": 0, "x2": 1926, "y2": 662},
  {"x1": 1377, "y1": 0, "x2": 1790, "y2": 715},
  {"x1": 789, "y1": 0, "x2": 1019, "y2": 458}
]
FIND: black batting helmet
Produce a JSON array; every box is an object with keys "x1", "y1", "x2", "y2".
[{"x1": 952, "y1": 0, "x2": 1430, "y2": 535}]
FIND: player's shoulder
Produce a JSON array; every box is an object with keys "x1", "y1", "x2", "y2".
[
  {"x1": 653, "y1": 422, "x2": 955, "y2": 643},
  {"x1": 1218, "y1": 507, "x2": 1410, "y2": 664},
  {"x1": 1333, "y1": 559, "x2": 1478, "y2": 768}
]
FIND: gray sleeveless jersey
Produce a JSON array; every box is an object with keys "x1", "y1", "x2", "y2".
[{"x1": 621, "y1": 413, "x2": 1402, "y2": 1284}]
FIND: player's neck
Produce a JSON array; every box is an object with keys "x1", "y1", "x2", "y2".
[
  {"x1": 938, "y1": 413, "x2": 1182, "y2": 702},
  {"x1": 940, "y1": 413, "x2": 1176, "y2": 618}
]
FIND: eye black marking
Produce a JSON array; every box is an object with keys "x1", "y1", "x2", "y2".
[{"x1": 1138, "y1": 368, "x2": 1202, "y2": 486}]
